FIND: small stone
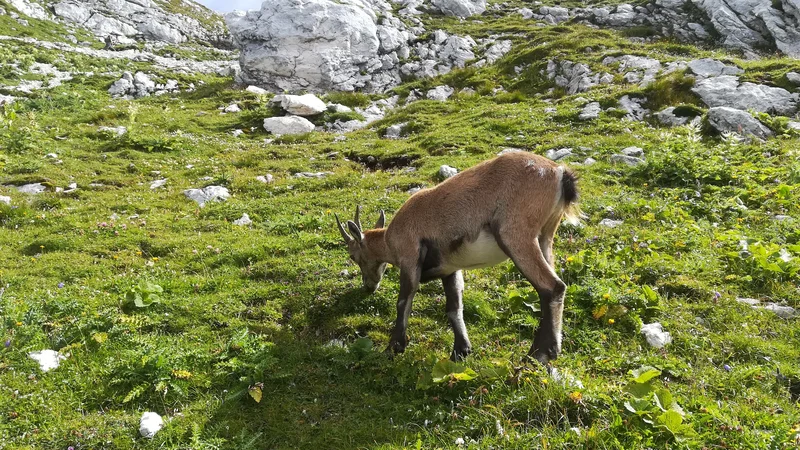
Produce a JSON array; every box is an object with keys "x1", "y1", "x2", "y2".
[
  {"x1": 224, "y1": 104, "x2": 241, "y2": 113},
  {"x1": 0, "y1": 195, "x2": 11, "y2": 205},
  {"x1": 621, "y1": 146, "x2": 643, "y2": 158},
  {"x1": 139, "y1": 412, "x2": 164, "y2": 438},
  {"x1": 599, "y1": 218, "x2": 623, "y2": 228},
  {"x1": 610, "y1": 154, "x2": 645, "y2": 166},
  {"x1": 640, "y1": 322, "x2": 671, "y2": 348},
  {"x1": 231, "y1": 129, "x2": 244, "y2": 137},
  {"x1": 246, "y1": 85, "x2": 268, "y2": 95},
  {"x1": 233, "y1": 213, "x2": 252, "y2": 226},
  {"x1": 28, "y1": 349, "x2": 66, "y2": 372},
  {"x1": 385, "y1": 122, "x2": 407, "y2": 139},
  {"x1": 583, "y1": 157, "x2": 597, "y2": 166},
  {"x1": 545, "y1": 148, "x2": 573, "y2": 161},
  {"x1": 439, "y1": 165, "x2": 458, "y2": 179},
  {"x1": 578, "y1": 102, "x2": 601, "y2": 121},
  {"x1": 786, "y1": 72, "x2": 800, "y2": 85},
  {"x1": 16, "y1": 183, "x2": 46, "y2": 194},
  {"x1": 98, "y1": 126, "x2": 127, "y2": 136},
  {"x1": 762, "y1": 303, "x2": 797, "y2": 319},
  {"x1": 184, "y1": 186, "x2": 230, "y2": 206},
  {"x1": 150, "y1": 179, "x2": 167, "y2": 190},
  {"x1": 294, "y1": 172, "x2": 333, "y2": 178},
  {"x1": 256, "y1": 174, "x2": 274, "y2": 183},
  {"x1": 426, "y1": 85, "x2": 455, "y2": 102},
  {"x1": 263, "y1": 116, "x2": 316, "y2": 135},
  {"x1": 44, "y1": 153, "x2": 58, "y2": 159}
]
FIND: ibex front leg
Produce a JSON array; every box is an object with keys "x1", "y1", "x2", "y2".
[
  {"x1": 443, "y1": 270, "x2": 472, "y2": 361},
  {"x1": 387, "y1": 265, "x2": 421, "y2": 354},
  {"x1": 496, "y1": 227, "x2": 566, "y2": 365}
]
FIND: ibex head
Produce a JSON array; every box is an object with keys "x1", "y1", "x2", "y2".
[{"x1": 335, "y1": 206, "x2": 387, "y2": 293}]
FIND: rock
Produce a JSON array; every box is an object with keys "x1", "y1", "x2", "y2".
[
  {"x1": 655, "y1": 107, "x2": 697, "y2": 126},
  {"x1": 484, "y1": 40, "x2": 512, "y2": 64},
  {"x1": 640, "y1": 322, "x2": 672, "y2": 348},
  {"x1": 578, "y1": 102, "x2": 601, "y2": 120},
  {"x1": 706, "y1": 107, "x2": 773, "y2": 141},
  {"x1": 431, "y1": 0, "x2": 486, "y2": 17},
  {"x1": 619, "y1": 95, "x2": 649, "y2": 121},
  {"x1": 599, "y1": 218, "x2": 623, "y2": 228},
  {"x1": 787, "y1": 72, "x2": 800, "y2": 85},
  {"x1": 439, "y1": 165, "x2": 458, "y2": 178},
  {"x1": 545, "y1": 148, "x2": 574, "y2": 161},
  {"x1": 328, "y1": 103, "x2": 353, "y2": 113},
  {"x1": 583, "y1": 157, "x2": 597, "y2": 165},
  {"x1": 385, "y1": 122, "x2": 407, "y2": 139},
  {"x1": 274, "y1": 94, "x2": 327, "y2": 116},
  {"x1": 692, "y1": 76, "x2": 798, "y2": 115},
  {"x1": 108, "y1": 71, "x2": 173, "y2": 99},
  {"x1": 263, "y1": 116, "x2": 316, "y2": 135},
  {"x1": 233, "y1": 213, "x2": 252, "y2": 226},
  {"x1": 621, "y1": 146, "x2": 644, "y2": 158},
  {"x1": 28, "y1": 349, "x2": 66, "y2": 372},
  {"x1": 440, "y1": 36, "x2": 476, "y2": 69},
  {"x1": 150, "y1": 179, "x2": 167, "y2": 190},
  {"x1": 687, "y1": 58, "x2": 743, "y2": 77},
  {"x1": 294, "y1": 172, "x2": 333, "y2": 178},
  {"x1": 224, "y1": 104, "x2": 241, "y2": 113},
  {"x1": 139, "y1": 412, "x2": 164, "y2": 439},
  {"x1": 603, "y1": 55, "x2": 662, "y2": 87},
  {"x1": 231, "y1": 129, "x2": 244, "y2": 137},
  {"x1": 498, "y1": 147, "x2": 524, "y2": 156},
  {"x1": 610, "y1": 154, "x2": 645, "y2": 166},
  {"x1": 547, "y1": 59, "x2": 597, "y2": 94},
  {"x1": 0, "y1": 195, "x2": 10, "y2": 205},
  {"x1": 16, "y1": 183, "x2": 46, "y2": 194},
  {"x1": 519, "y1": 7, "x2": 535, "y2": 19},
  {"x1": 256, "y1": 174, "x2": 274, "y2": 183},
  {"x1": 226, "y1": 0, "x2": 400, "y2": 93},
  {"x1": 427, "y1": 85, "x2": 455, "y2": 101},
  {"x1": 246, "y1": 85, "x2": 268, "y2": 95},
  {"x1": 98, "y1": 125, "x2": 128, "y2": 136},
  {"x1": 184, "y1": 186, "x2": 231, "y2": 206},
  {"x1": 762, "y1": 303, "x2": 797, "y2": 319},
  {"x1": 736, "y1": 297, "x2": 761, "y2": 306},
  {"x1": 9, "y1": 0, "x2": 49, "y2": 20}
]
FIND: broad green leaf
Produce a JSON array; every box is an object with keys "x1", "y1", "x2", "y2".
[
  {"x1": 642, "y1": 285, "x2": 658, "y2": 302},
  {"x1": 480, "y1": 360, "x2": 511, "y2": 380},
  {"x1": 624, "y1": 398, "x2": 652, "y2": 414},
  {"x1": 248, "y1": 385, "x2": 263, "y2": 403},
  {"x1": 350, "y1": 337, "x2": 373, "y2": 358},
  {"x1": 92, "y1": 332, "x2": 108, "y2": 344},
  {"x1": 631, "y1": 366, "x2": 661, "y2": 384},
  {"x1": 431, "y1": 358, "x2": 475, "y2": 383},
  {"x1": 654, "y1": 389, "x2": 673, "y2": 412},
  {"x1": 656, "y1": 410, "x2": 684, "y2": 434},
  {"x1": 625, "y1": 380, "x2": 655, "y2": 398},
  {"x1": 416, "y1": 371, "x2": 433, "y2": 390},
  {"x1": 452, "y1": 368, "x2": 478, "y2": 381}
]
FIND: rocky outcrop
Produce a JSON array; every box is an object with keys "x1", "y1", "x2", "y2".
[
  {"x1": 546, "y1": 59, "x2": 612, "y2": 94},
  {"x1": 562, "y1": 1, "x2": 800, "y2": 58},
  {"x1": 692, "y1": 75, "x2": 799, "y2": 115},
  {"x1": 707, "y1": 106, "x2": 773, "y2": 141},
  {"x1": 48, "y1": 0, "x2": 230, "y2": 47},
  {"x1": 431, "y1": 0, "x2": 486, "y2": 18}
]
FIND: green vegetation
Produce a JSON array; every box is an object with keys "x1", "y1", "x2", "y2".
[{"x1": 1, "y1": 3, "x2": 799, "y2": 450}]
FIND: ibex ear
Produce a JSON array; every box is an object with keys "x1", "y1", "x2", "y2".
[
  {"x1": 346, "y1": 220, "x2": 364, "y2": 243},
  {"x1": 374, "y1": 210, "x2": 385, "y2": 229}
]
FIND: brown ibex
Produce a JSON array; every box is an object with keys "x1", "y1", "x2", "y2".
[{"x1": 335, "y1": 151, "x2": 579, "y2": 365}]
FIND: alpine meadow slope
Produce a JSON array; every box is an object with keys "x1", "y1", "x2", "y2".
[{"x1": 0, "y1": 0, "x2": 799, "y2": 448}]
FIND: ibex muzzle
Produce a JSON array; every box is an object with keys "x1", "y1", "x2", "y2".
[{"x1": 335, "y1": 151, "x2": 579, "y2": 364}]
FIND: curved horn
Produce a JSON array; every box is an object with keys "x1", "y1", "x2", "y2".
[
  {"x1": 354, "y1": 205, "x2": 362, "y2": 232},
  {"x1": 335, "y1": 213, "x2": 353, "y2": 243},
  {"x1": 374, "y1": 209, "x2": 386, "y2": 229}
]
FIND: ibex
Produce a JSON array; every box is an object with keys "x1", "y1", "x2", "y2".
[{"x1": 335, "y1": 151, "x2": 579, "y2": 365}]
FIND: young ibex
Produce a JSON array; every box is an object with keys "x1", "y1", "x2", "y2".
[{"x1": 335, "y1": 151, "x2": 579, "y2": 365}]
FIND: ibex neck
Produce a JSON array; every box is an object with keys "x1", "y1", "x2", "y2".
[{"x1": 362, "y1": 228, "x2": 396, "y2": 266}]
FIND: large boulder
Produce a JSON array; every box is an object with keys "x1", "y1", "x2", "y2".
[
  {"x1": 263, "y1": 116, "x2": 316, "y2": 135},
  {"x1": 707, "y1": 106, "x2": 773, "y2": 141},
  {"x1": 226, "y1": 0, "x2": 388, "y2": 92},
  {"x1": 692, "y1": 76, "x2": 798, "y2": 115},
  {"x1": 431, "y1": 0, "x2": 486, "y2": 17}
]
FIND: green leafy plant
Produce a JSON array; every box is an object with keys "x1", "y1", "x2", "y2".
[
  {"x1": 623, "y1": 366, "x2": 695, "y2": 441},
  {"x1": 125, "y1": 281, "x2": 163, "y2": 308}
]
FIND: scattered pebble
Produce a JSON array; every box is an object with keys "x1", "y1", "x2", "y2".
[
  {"x1": 599, "y1": 218, "x2": 623, "y2": 228},
  {"x1": 183, "y1": 186, "x2": 230, "y2": 206},
  {"x1": 233, "y1": 213, "x2": 252, "y2": 226},
  {"x1": 439, "y1": 165, "x2": 458, "y2": 179},
  {"x1": 150, "y1": 179, "x2": 167, "y2": 189},
  {"x1": 640, "y1": 322, "x2": 672, "y2": 348},
  {"x1": 28, "y1": 349, "x2": 67, "y2": 372},
  {"x1": 256, "y1": 174, "x2": 274, "y2": 183},
  {"x1": 0, "y1": 195, "x2": 10, "y2": 205},
  {"x1": 139, "y1": 412, "x2": 164, "y2": 438},
  {"x1": 294, "y1": 172, "x2": 333, "y2": 178}
]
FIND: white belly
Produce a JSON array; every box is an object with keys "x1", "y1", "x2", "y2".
[{"x1": 446, "y1": 231, "x2": 509, "y2": 272}]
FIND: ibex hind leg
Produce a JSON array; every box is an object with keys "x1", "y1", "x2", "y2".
[{"x1": 494, "y1": 225, "x2": 566, "y2": 366}]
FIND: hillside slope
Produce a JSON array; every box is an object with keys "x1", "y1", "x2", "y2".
[{"x1": 1, "y1": 0, "x2": 799, "y2": 449}]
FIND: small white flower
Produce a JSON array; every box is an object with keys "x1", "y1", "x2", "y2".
[{"x1": 455, "y1": 437, "x2": 465, "y2": 446}]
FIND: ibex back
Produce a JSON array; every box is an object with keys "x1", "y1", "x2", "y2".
[{"x1": 335, "y1": 151, "x2": 579, "y2": 365}]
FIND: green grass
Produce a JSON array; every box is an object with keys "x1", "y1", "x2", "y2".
[{"x1": 1, "y1": 6, "x2": 800, "y2": 450}]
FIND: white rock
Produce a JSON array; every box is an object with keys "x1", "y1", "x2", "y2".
[
  {"x1": 786, "y1": 72, "x2": 800, "y2": 85},
  {"x1": 246, "y1": 85, "x2": 268, "y2": 95},
  {"x1": 275, "y1": 94, "x2": 327, "y2": 116},
  {"x1": 599, "y1": 218, "x2": 623, "y2": 228},
  {"x1": 233, "y1": 213, "x2": 252, "y2": 226},
  {"x1": 610, "y1": 154, "x2": 645, "y2": 166},
  {"x1": 0, "y1": 195, "x2": 10, "y2": 205},
  {"x1": 545, "y1": 148, "x2": 573, "y2": 161},
  {"x1": 224, "y1": 104, "x2": 241, "y2": 113},
  {"x1": 263, "y1": 116, "x2": 316, "y2": 135},
  {"x1": 231, "y1": 129, "x2": 244, "y2": 137},
  {"x1": 328, "y1": 103, "x2": 352, "y2": 113},
  {"x1": 28, "y1": 349, "x2": 66, "y2": 372},
  {"x1": 439, "y1": 165, "x2": 458, "y2": 178},
  {"x1": 707, "y1": 106, "x2": 773, "y2": 141},
  {"x1": 692, "y1": 76, "x2": 798, "y2": 116},
  {"x1": 431, "y1": 0, "x2": 486, "y2": 17},
  {"x1": 687, "y1": 58, "x2": 743, "y2": 77},
  {"x1": 184, "y1": 186, "x2": 231, "y2": 207},
  {"x1": 619, "y1": 95, "x2": 649, "y2": 121},
  {"x1": 16, "y1": 183, "x2": 46, "y2": 194},
  {"x1": 256, "y1": 174, "x2": 274, "y2": 183},
  {"x1": 427, "y1": 85, "x2": 455, "y2": 101},
  {"x1": 150, "y1": 179, "x2": 167, "y2": 190},
  {"x1": 98, "y1": 125, "x2": 128, "y2": 136},
  {"x1": 294, "y1": 172, "x2": 333, "y2": 178},
  {"x1": 762, "y1": 303, "x2": 796, "y2": 319},
  {"x1": 621, "y1": 146, "x2": 643, "y2": 158},
  {"x1": 578, "y1": 102, "x2": 601, "y2": 121},
  {"x1": 640, "y1": 322, "x2": 672, "y2": 349},
  {"x1": 139, "y1": 412, "x2": 164, "y2": 438},
  {"x1": 385, "y1": 122, "x2": 406, "y2": 139}
]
